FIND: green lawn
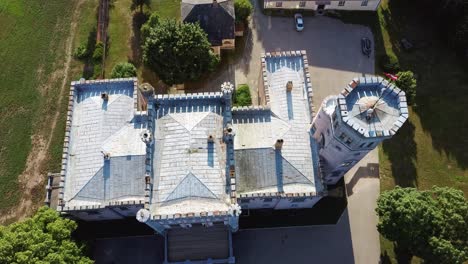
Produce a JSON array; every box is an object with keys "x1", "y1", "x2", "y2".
[
  {"x1": 0, "y1": 1, "x2": 78, "y2": 211},
  {"x1": 335, "y1": 1, "x2": 468, "y2": 263},
  {"x1": 104, "y1": 0, "x2": 181, "y2": 81}
]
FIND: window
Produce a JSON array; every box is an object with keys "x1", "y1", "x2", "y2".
[
  {"x1": 354, "y1": 152, "x2": 361, "y2": 156},
  {"x1": 359, "y1": 142, "x2": 366, "y2": 148},
  {"x1": 86, "y1": 210, "x2": 100, "y2": 215},
  {"x1": 299, "y1": 1, "x2": 306, "y2": 7},
  {"x1": 327, "y1": 129, "x2": 330, "y2": 136},
  {"x1": 339, "y1": 132, "x2": 346, "y2": 140},
  {"x1": 333, "y1": 120, "x2": 339, "y2": 130},
  {"x1": 119, "y1": 206, "x2": 129, "y2": 211},
  {"x1": 338, "y1": 0, "x2": 345, "y2": 6},
  {"x1": 276, "y1": 1, "x2": 282, "y2": 7},
  {"x1": 291, "y1": 197, "x2": 306, "y2": 203},
  {"x1": 366, "y1": 142, "x2": 374, "y2": 148},
  {"x1": 263, "y1": 198, "x2": 273, "y2": 203},
  {"x1": 291, "y1": 204, "x2": 299, "y2": 208},
  {"x1": 341, "y1": 161, "x2": 354, "y2": 167},
  {"x1": 361, "y1": 0, "x2": 368, "y2": 6},
  {"x1": 319, "y1": 133, "x2": 325, "y2": 148},
  {"x1": 345, "y1": 138, "x2": 353, "y2": 146},
  {"x1": 335, "y1": 145, "x2": 342, "y2": 151}
]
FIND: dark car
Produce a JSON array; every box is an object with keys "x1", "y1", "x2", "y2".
[{"x1": 361, "y1": 37, "x2": 372, "y2": 57}]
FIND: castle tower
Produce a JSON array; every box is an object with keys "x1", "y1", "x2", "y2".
[{"x1": 312, "y1": 76, "x2": 409, "y2": 185}]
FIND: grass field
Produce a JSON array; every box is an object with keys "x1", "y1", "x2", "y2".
[
  {"x1": 336, "y1": 1, "x2": 468, "y2": 263},
  {"x1": 0, "y1": 1, "x2": 79, "y2": 211},
  {"x1": 104, "y1": 0, "x2": 181, "y2": 81}
]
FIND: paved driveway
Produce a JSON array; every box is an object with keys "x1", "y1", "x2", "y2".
[{"x1": 234, "y1": 1, "x2": 374, "y2": 106}]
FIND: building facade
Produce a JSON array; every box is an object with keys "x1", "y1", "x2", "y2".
[{"x1": 263, "y1": 0, "x2": 382, "y2": 11}]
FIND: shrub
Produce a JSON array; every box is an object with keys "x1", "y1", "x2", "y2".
[
  {"x1": 235, "y1": 0, "x2": 253, "y2": 22},
  {"x1": 234, "y1": 84, "x2": 252, "y2": 106},
  {"x1": 111, "y1": 62, "x2": 137, "y2": 78},
  {"x1": 395, "y1": 71, "x2": 417, "y2": 104},
  {"x1": 380, "y1": 53, "x2": 400, "y2": 73},
  {"x1": 92, "y1": 41, "x2": 104, "y2": 62},
  {"x1": 73, "y1": 43, "x2": 89, "y2": 60}
]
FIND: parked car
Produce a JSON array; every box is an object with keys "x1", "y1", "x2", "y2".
[
  {"x1": 294, "y1": 13, "x2": 304, "y2": 32},
  {"x1": 361, "y1": 37, "x2": 372, "y2": 57}
]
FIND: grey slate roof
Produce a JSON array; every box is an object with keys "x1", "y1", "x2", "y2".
[
  {"x1": 64, "y1": 81, "x2": 147, "y2": 207},
  {"x1": 182, "y1": 0, "x2": 235, "y2": 46},
  {"x1": 149, "y1": 96, "x2": 231, "y2": 216},
  {"x1": 232, "y1": 55, "x2": 323, "y2": 195}
]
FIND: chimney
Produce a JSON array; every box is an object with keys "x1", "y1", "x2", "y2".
[
  {"x1": 275, "y1": 139, "x2": 284, "y2": 150},
  {"x1": 212, "y1": 0, "x2": 218, "y2": 7},
  {"x1": 208, "y1": 134, "x2": 214, "y2": 142},
  {"x1": 101, "y1": 92, "x2": 109, "y2": 101},
  {"x1": 286, "y1": 81, "x2": 293, "y2": 92}
]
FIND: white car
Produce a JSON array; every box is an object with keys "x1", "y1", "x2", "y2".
[{"x1": 294, "y1": 14, "x2": 304, "y2": 31}]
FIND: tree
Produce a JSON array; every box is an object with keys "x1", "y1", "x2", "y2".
[
  {"x1": 395, "y1": 71, "x2": 417, "y2": 104},
  {"x1": 0, "y1": 207, "x2": 92, "y2": 264},
  {"x1": 92, "y1": 41, "x2": 104, "y2": 62},
  {"x1": 142, "y1": 18, "x2": 220, "y2": 85},
  {"x1": 376, "y1": 186, "x2": 468, "y2": 264},
  {"x1": 141, "y1": 13, "x2": 160, "y2": 41},
  {"x1": 234, "y1": 84, "x2": 252, "y2": 106},
  {"x1": 234, "y1": 0, "x2": 253, "y2": 22},
  {"x1": 131, "y1": 0, "x2": 151, "y2": 13},
  {"x1": 111, "y1": 62, "x2": 137, "y2": 78}
]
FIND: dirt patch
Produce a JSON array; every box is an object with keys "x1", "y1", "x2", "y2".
[{"x1": 0, "y1": 0, "x2": 85, "y2": 225}]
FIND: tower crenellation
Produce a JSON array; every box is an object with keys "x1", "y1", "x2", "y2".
[{"x1": 312, "y1": 77, "x2": 408, "y2": 185}]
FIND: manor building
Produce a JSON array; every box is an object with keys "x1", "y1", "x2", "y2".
[{"x1": 45, "y1": 50, "x2": 407, "y2": 264}]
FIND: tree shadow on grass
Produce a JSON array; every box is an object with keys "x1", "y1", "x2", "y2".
[
  {"x1": 82, "y1": 27, "x2": 98, "y2": 79},
  {"x1": 381, "y1": 120, "x2": 418, "y2": 188},
  {"x1": 386, "y1": 0, "x2": 468, "y2": 170},
  {"x1": 131, "y1": 11, "x2": 149, "y2": 67}
]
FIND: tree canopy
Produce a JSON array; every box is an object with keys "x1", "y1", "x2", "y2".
[
  {"x1": 234, "y1": 0, "x2": 253, "y2": 22},
  {"x1": 395, "y1": 71, "x2": 417, "y2": 104},
  {"x1": 0, "y1": 206, "x2": 92, "y2": 264},
  {"x1": 131, "y1": 0, "x2": 151, "y2": 12},
  {"x1": 111, "y1": 62, "x2": 137, "y2": 78},
  {"x1": 142, "y1": 17, "x2": 219, "y2": 86},
  {"x1": 376, "y1": 186, "x2": 468, "y2": 264}
]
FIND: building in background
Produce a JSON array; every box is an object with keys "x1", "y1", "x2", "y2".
[
  {"x1": 182, "y1": 0, "x2": 235, "y2": 55},
  {"x1": 263, "y1": 0, "x2": 382, "y2": 12}
]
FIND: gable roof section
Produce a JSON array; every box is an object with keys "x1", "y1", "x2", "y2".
[
  {"x1": 182, "y1": 0, "x2": 235, "y2": 46},
  {"x1": 165, "y1": 172, "x2": 218, "y2": 202},
  {"x1": 150, "y1": 96, "x2": 230, "y2": 216},
  {"x1": 232, "y1": 55, "x2": 323, "y2": 195}
]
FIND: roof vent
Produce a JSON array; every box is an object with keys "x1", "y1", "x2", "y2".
[
  {"x1": 275, "y1": 139, "x2": 284, "y2": 150},
  {"x1": 286, "y1": 81, "x2": 293, "y2": 92},
  {"x1": 101, "y1": 92, "x2": 109, "y2": 101},
  {"x1": 366, "y1": 108, "x2": 374, "y2": 120},
  {"x1": 141, "y1": 130, "x2": 152, "y2": 144}
]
